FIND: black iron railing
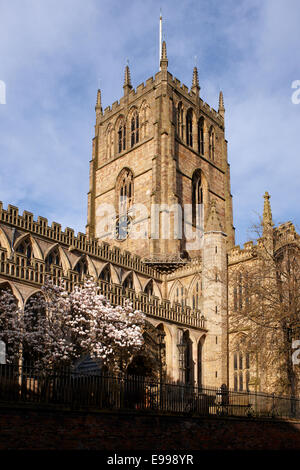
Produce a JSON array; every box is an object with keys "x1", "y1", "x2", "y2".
[{"x1": 0, "y1": 363, "x2": 299, "y2": 419}]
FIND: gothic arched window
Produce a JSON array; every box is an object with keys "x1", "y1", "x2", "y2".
[
  {"x1": 118, "y1": 122, "x2": 126, "y2": 153},
  {"x1": 239, "y1": 371, "x2": 243, "y2": 391},
  {"x1": 198, "y1": 117, "x2": 204, "y2": 155},
  {"x1": 16, "y1": 238, "x2": 33, "y2": 265},
  {"x1": 177, "y1": 102, "x2": 183, "y2": 138},
  {"x1": 140, "y1": 101, "x2": 150, "y2": 139},
  {"x1": 192, "y1": 171, "x2": 204, "y2": 226},
  {"x1": 234, "y1": 373, "x2": 238, "y2": 391},
  {"x1": 130, "y1": 111, "x2": 139, "y2": 147},
  {"x1": 246, "y1": 370, "x2": 250, "y2": 392},
  {"x1": 45, "y1": 247, "x2": 61, "y2": 270},
  {"x1": 186, "y1": 109, "x2": 193, "y2": 147},
  {"x1": 116, "y1": 168, "x2": 134, "y2": 240},
  {"x1": 123, "y1": 272, "x2": 134, "y2": 290},
  {"x1": 234, "y1": 352, "x2": 238, "y2": 371},
  {"x1": 74, "y1": 257, "x2": 88, "y2": 278},
  {"x1": 178, "y1": 330, "x2": 193, "y2": 385},
  {"x1": 246, "y1": 352, "x2": 250, "y2": 369},
  {"x1": 173, "y1": 283, "x2": 185, "y2": 307},
  {"x1": 144, "y1": 280, "x2": 153, "y2": 297},
  {"x1": 233, "y1": 341, "x2": 250, "y2": 392},
  {"x1": 191, "y1": 280, "x2": 200, "y2": 310},
  {"x1": 209, "y1": 126, "x2": 215, "y2": 160},
  {"x1": 117, "y1": 168, "x2": 133, "y2": 210},
  {"x1": 99, "y1": 265, "x2": 111, "y2": 283},
  {"x1": 118, "y1": 168, "x2": 133, "y2": 213},
  {"x1": 239, "y1": 352, "x2": 243, "y2": 370}
]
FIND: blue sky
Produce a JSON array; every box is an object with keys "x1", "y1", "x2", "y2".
[{"x1": 0, "y1": 0, "x2": 299, "y2": 246}]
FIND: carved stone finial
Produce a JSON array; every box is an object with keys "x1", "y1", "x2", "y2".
[
  {"x1": 123, "y1": 64, "x2": 132, "y2": 95},
  {"x1": 95, "y1": 89, "x2": 103, "y2": 116},
  {"x1": 218, "y1": 91, "x2": 225, "y2": 118},
  {"x1": 263, "y1": 191, "x2": 274, "y2": 227},
  {"x1": 160, "y1": 40, "x2": 168, "y2": 69},
  {"x1": 191, "y1": 66, "x2": 200, "y2": 96},
  {"x1": 161, "y1": 40, "x2": 167, "y2": 60}
]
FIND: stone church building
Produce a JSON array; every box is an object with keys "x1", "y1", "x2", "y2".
[{"x1": 0, "y1": 41, "x2": 298, "y2": 391}]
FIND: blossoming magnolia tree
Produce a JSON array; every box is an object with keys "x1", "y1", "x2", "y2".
[{"x1": 0, "y1": 279, "x2": 145, "y2": 372}]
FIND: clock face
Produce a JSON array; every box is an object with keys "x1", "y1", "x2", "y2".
[{"x1": 115, "y1": 214, "x2": 132, "y2": 240}]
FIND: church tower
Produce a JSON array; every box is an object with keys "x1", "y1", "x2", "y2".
[
  {"x1": 86, "y1": 43, "x2": 235, "y2": 265},
  {"x1": 85, "y1": 40, "x2": 235, "y2": 386}
]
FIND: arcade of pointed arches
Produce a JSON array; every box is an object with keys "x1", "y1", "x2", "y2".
[
  {"x1": 0, "y1": 278, "x2": 206, "y2": 385},
  {"x1": 103, "y1": 100, "x2": 151, "y2": 162},
  {"x1": 176, "y1": 102, "x2": 217, "y2": 161},
  {"x1": 0, "y1": 227, "x2": 206, "y2": 384}
]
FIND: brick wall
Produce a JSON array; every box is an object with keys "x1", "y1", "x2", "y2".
[{"x1": 1, "y1": 405, "x2": 300, "y2": 450}]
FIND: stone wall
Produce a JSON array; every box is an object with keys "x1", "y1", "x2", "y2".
[{"x1": 1, "y1": 405, "x2": 300, "y2": 450}]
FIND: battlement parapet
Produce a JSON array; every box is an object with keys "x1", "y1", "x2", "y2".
[
  {"x1": 100, "y1": 74, "x2": 156, "y2": 121},
  {"x1": 166, "y1": 256, "x2": 202, "y2": 280},
  {"x1": 244, "y1": 241, "x2": 254, "y2": 249},
  {"x1": 136, "y1": 83, "x2": 145, "y2": 93},
  {"x1": 111, "y1": 100, "x2": 120, "y2": 111},
  {"x1": 274, "y1": 221, "x2": 300, "y2": 251},
  {"x1": 275, "y1": 221, "x2": 296, "y2": 236},
  {"x1": 203, "y1": 101, "x2": 222, "y2": 124},
  {"x1": 228, "y1": 241, "x2": 256, "y2": 264},
  {"x1": 169, "y1": 76, "x2": 223, "y2": 125},
  {"x1": 211, "y1": 107, "x2": 219, "y2": 119},
  {"x1": 0, "y1": 202, "x2": 161, "y2": 279},
  {"x1": 0, "y1": 251, "x2": 206, "y2": 330},
  {"x1": 99, "y1": 70, "x2": 223, "y2": 128},
  {"x1": 181, "y1": 83, "x2": 189, "y2": 93},
  {"x1": 146, "y1": 77, "x2": 154, "y2": 87},
  {"x1": 170, "y1": 74, "x2": 191, "y2": 101}
]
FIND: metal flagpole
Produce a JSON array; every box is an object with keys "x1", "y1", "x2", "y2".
[{"x1": 159, "y1": 10, "x2": 162, "y2": 70}]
